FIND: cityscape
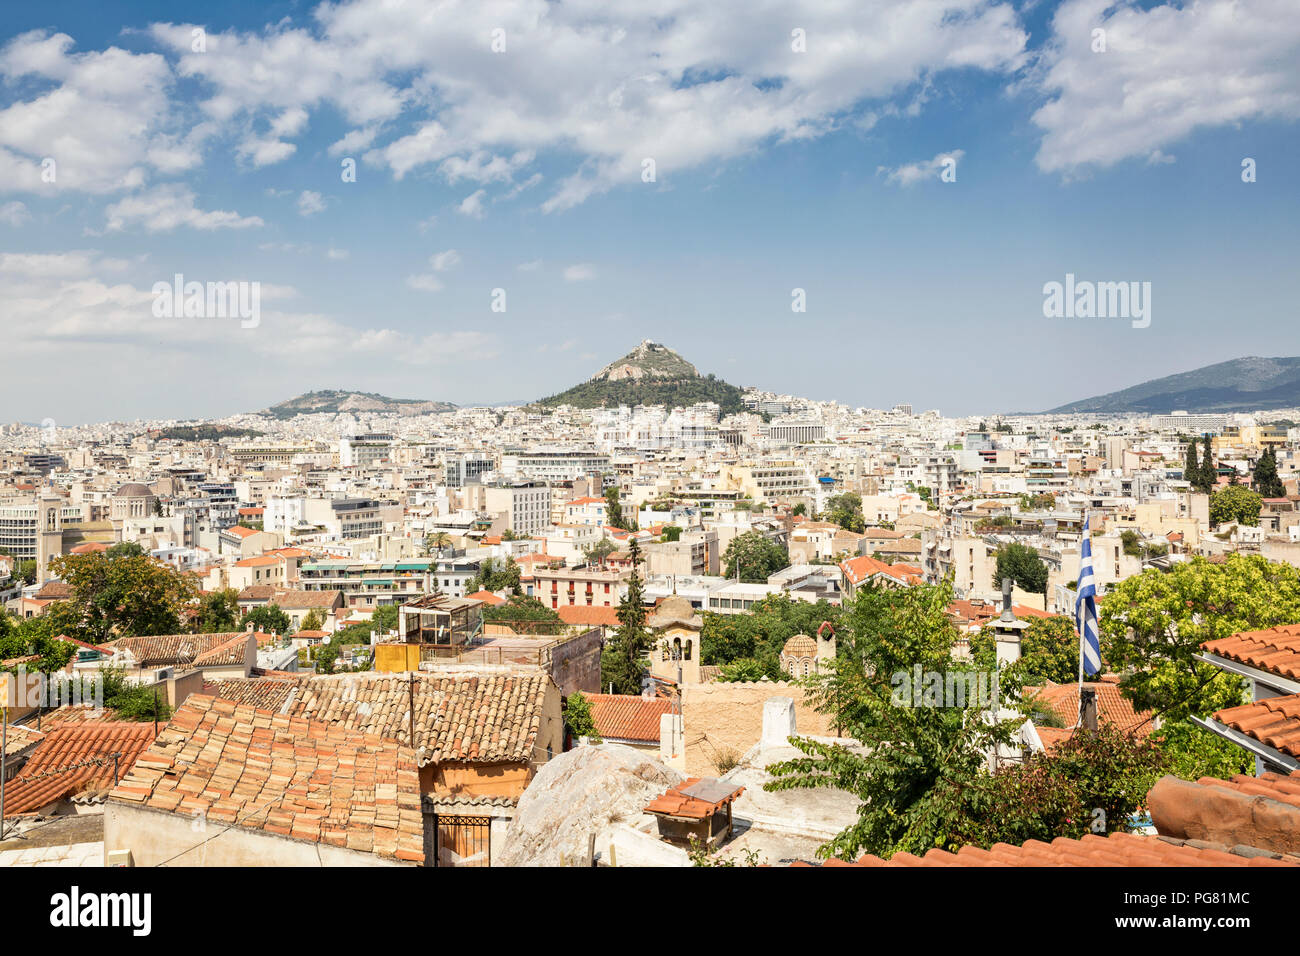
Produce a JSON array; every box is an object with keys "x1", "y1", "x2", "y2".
[{"x1": 0, "y1": 0, "x2": 1297, "y2": 925}]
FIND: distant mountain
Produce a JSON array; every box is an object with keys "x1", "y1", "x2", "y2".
[
  {"x1": 536, "y1": 340, "x2": 746, "y2": 414},
  {"x1": 259, "y1": 390, "x2": 457, "y2": 420},
  {"x1": 1047, "y1": 357, "x2": 1300, "y2": 414}
]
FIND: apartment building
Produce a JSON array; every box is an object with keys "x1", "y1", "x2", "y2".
[
  {"x1": 533, "y1": 565, "x2": 631, "y2": 610},
  {"x1": 720, "y1": 460, "x2": 816, "y2": 503},
  {"x1": 484, "y1": 481, "x2": 553, "y2": 536},
  {"x1": 501, "y1": 448, "x2": 610, "y2": 482}
]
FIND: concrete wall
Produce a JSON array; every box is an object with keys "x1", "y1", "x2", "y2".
[
  {"x1": 548, "y1": 628, "x2": 603, "y2": 695},
  {"x1": 681, "y1": 681, "x2": 831, "y2": 777},
  {"x1": 104, "y1": 801, "x2": 412, "y2": 866}
]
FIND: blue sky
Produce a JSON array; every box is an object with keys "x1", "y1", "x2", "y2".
[{"x1": 0, "y1": 0, "x2": 1296, "y2": 423}]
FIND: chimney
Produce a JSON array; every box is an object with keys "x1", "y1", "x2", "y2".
[
  {"x1": 993, "y1": 577, "x2": 1029, "y2": 667},
  {"x1": 1080, "y1": 687, "x2": 1098, "y2": 731}
]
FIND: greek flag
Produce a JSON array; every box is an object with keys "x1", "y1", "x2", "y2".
[{"x1": 1075, "y1": 514, "x2": 1101, "y2": 677}]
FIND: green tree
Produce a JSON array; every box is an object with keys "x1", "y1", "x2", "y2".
[
  {"x1": 1198, "y1": 434, "x2": 1216, "y2": 492},
  {"x1": 969, "y1": 615, "x2": 1080, "y2": 697},
  {"x1": 1253, "y1": 446, "x2": 1286, "y2": 497},
  {"x1": 468, "y1": 556, "x2": 522, "y2": 594},
  {"x1": 601, "y1": 539, "x2": 650, "y2": 694},
  {"x1": 564, "y1": 691, "x2": 602, "y2": 743},
  {"x1": 482, "y1": 595, "x2": 565, "y2": 635},
  {"x1": 701, "y1": 593, "x2": 842, "y2": 679},
  {"x1": 582, "y1": 536, "x2": 617, "y2": 568},
  {"x1": 299, "y1": 608, "x2": 325, "y2": 632},
  {"x1": 604, "y1": 485, "x2": 631, "y2": 531},
  {"x1": 824, "y1": 493, "x2": 865, "y2": 533},
  {"x1": 993, "y1": 542, "x2": 1047, "y2": 594},
  {"x1": 15, "y1": 559, "x2": 37, "y2": 585},
  {"x1": 791, "y1": 503, "x2": 807, "y2": 517},
  {"x1": 1209, "y1": 484, "x2": 1262, "y2": 527},
  {"x1": 48, "y1": 549, "x2": 198, "y2": 644},
  {"x1": 244, "y1": 604, "x2": 291, "y2": 635},
  {"x1": 196, "y1": 588, "x2": 241, "y2": 633},
  {"x1": 662, "y1": 525, "x2": 683, "y2": 542},
  {"x1": 1099, "y1": 555, "x2": 1299, "y2": 720},
  {"x1": 1154, "y1": 719, "x2": 1253, "y2": 781},
  {"x1": 1184, "y1": 439, "x2": 1200, "y2": 487},
  {"x1": 765, "y1": 579, "x2": 1020, "y2": 860},
  {"x1": 722, "y1": 530, "x2": 790, "y2": 582}
]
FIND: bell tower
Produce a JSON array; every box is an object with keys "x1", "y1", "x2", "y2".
[{"x1": 36, "y1": 490, "x2": 63, "y2": 585}]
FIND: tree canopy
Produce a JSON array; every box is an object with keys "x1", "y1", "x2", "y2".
[
  {"x1": 993, "y1": 542, "x2": 1047, "y2": 595},
  {"x1": 722, "y1": 530, "x2": 790, "y2": 582}
]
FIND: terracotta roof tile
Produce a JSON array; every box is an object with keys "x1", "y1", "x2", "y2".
[
  {"x1": 556, "y1": 605, "x2": 621, "y2": 628},
  {"x1": 1025, "y1": 681, "x2": 1154, "y2": 738},
  {"x1": 584, "y1": 693, "x2": 672, "y2": 743},
  {"x1": 1212, "y1": 693, "x2": 1300, "y2": 758},
  {"x1": 829, "y1": 831, "x2": 1298, "y2": 867},
  {"x1": 109, "y1": 695, "x2": 423, "y2": 864},
  {"x1": 282, "y1": 671, "x2": 552, "y2": 765},
  {"x1": 1203, "y1": 624, "x2": 1300, "y2": 681},
  {"x1": 644, "y1": 777, "x2": 744, "y2": 820},
  {"x1": 108, "y1": 632, "x2": 248, "y2": 668},
  {"x1": 5, "y1": 721, "x2": 158, "y2": 816}
]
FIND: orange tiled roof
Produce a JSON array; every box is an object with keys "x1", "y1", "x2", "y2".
[
  {"x1": 110, "y1": 695, "x2": 424, "y2": 863},
  {"x1": 205, "y1": 676, "x2": 303, "y2": 711},
  {"x1": 644, "y1": 777, "x2": 744, "y2": 820},
  {"x1": 1212, "y1": 693, "x2": 1300, "y2": 758},
  {"x1": 465, "y1": 589, "x2": 507, "y2": 606},
  {"x1": 191, "y1": 632, "x2": 253, "y2": 667},
  {"x1": 1025, "y1": 680, "x2": 1154, "y2": 738},
  {"x1": 108, "y1": 632, "x2": 247, "y2": 668},
  {"x1": 805, "y1": 831, "x2": 1298, "y2": 867},
  {"x1": 4, "y1": 721, "x2": 159, "y2": 817},
  {"x1": 584, "y1": 693, "x2": 672, "y2": 743},
  {"x1": 1202, "y1": 624, "x2": 1300, "y2": 681},
  {"x1": 557, "y1": 605, "x2": 621, "y2": 628},
  {"x1": 283, "y1": 671, "x2": 551, "y2": 765}
]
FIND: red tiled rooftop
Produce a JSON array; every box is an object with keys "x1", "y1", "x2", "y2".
[
  {"x1": 806, "y1": 831, "x2": 1298, "y2": 867},
  {"x1": 109, "y1": 695, "x2": 424, "y2": 863},
  {"x1": 556, "y1": 605, "x2": 621, "y2": 628},
  {"x1": 1202, "y1": 624, "x2": 1300, "y2": 681},
  {"x1": 644, "y1": 777, "x2": 744, "y2": 821},
  {"x1": 584, "y1": 693, "x2": 672, "y2": 743},
  {"x1": 1025, "y1": 680, "x2": 1154, "y2": 738},
  {"x1": 1212, "y1": 693, "x2": 1300, "y2": 758},
  {"x1": 4, "y1": 721, "x2": 159, "y2": 817}
]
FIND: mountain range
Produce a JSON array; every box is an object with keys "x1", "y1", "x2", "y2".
[
  {"x1": 1046, "y1": 356, "x2": 1300, "y2": 414},
  {"x1": 258, "y1": 390, "x2": 457, "y2": 419}
]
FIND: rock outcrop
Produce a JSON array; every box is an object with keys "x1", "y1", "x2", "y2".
[{"x1": 497, "y1": 744, "x2": 683, "y2": 867}]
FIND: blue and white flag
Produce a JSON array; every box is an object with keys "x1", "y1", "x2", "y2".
[{"x1": 1075, "y1": 514, "x2": 1102, "y2": 677}]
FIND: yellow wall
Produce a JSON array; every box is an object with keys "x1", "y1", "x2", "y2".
[{"x1": 375, "y1": 644, "x2": 420, "y2": 673}]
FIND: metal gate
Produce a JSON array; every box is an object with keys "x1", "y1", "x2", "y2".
[{"x1": 433, "y1": 814, "x2": 490, "y2": 867}]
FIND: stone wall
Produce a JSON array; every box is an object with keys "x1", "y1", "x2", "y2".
[{"x1": 681, "y1": 681, "x2": 832, "y2": 777}]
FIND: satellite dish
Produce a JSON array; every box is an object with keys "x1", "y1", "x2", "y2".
[{"x1": 321, "y1": 635, "x2": 331, "y2": 645}]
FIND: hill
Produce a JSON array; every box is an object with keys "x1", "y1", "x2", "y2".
[
  {"x1": 259, "y1": 390, "x2": 457, "y2": 419},
  {"x1": 1046, "y1": 356, "x2": 1300, "y2": 414},
  {"x1": 536, "y1": 341, "x2": 746, "y2": 414}
]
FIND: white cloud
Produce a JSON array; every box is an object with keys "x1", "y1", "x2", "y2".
[
  {"x1": 458, "y1": 189, "x2": 486, "y2": 219},
  {"x1": 517, "y1": 259, "x2": 542, "y2": 272},
  {"x1": 406, "y1": 273, "x2": 444, "y2": 292},
  {"x1": 878, "y1": 149, "x2": 964, "y2": 186},
  {"x1": 144, "y1": 2, "x2": 1031, "y2": 211},
  {"x1": 0, "y1": 201, "x2": 30, "y2": 226},
  {"x1": 0, "y1": 31, "x2": 179, "y2": 194},
  {"x1": 0, "y1": 246, "x2": 496, "y2": 367},
  {"x1": 103, "y1": 184, "x2": 263, "y2": 232},
  {"x1": 428, "y1": 249, "x2": 461, "y2": 272},
  {"x1": 1031, "y1": 0, "x2": 1300, "y2": 174},
  {"x1": 326, "y1": 247, "x2": 349, "y2": 260},
  {"x1": 563, "y1": 263, "x2": 596, "y2": 282},
  {"x1": 297, "y1": 190, "x2": 327, "y2": 216}
]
